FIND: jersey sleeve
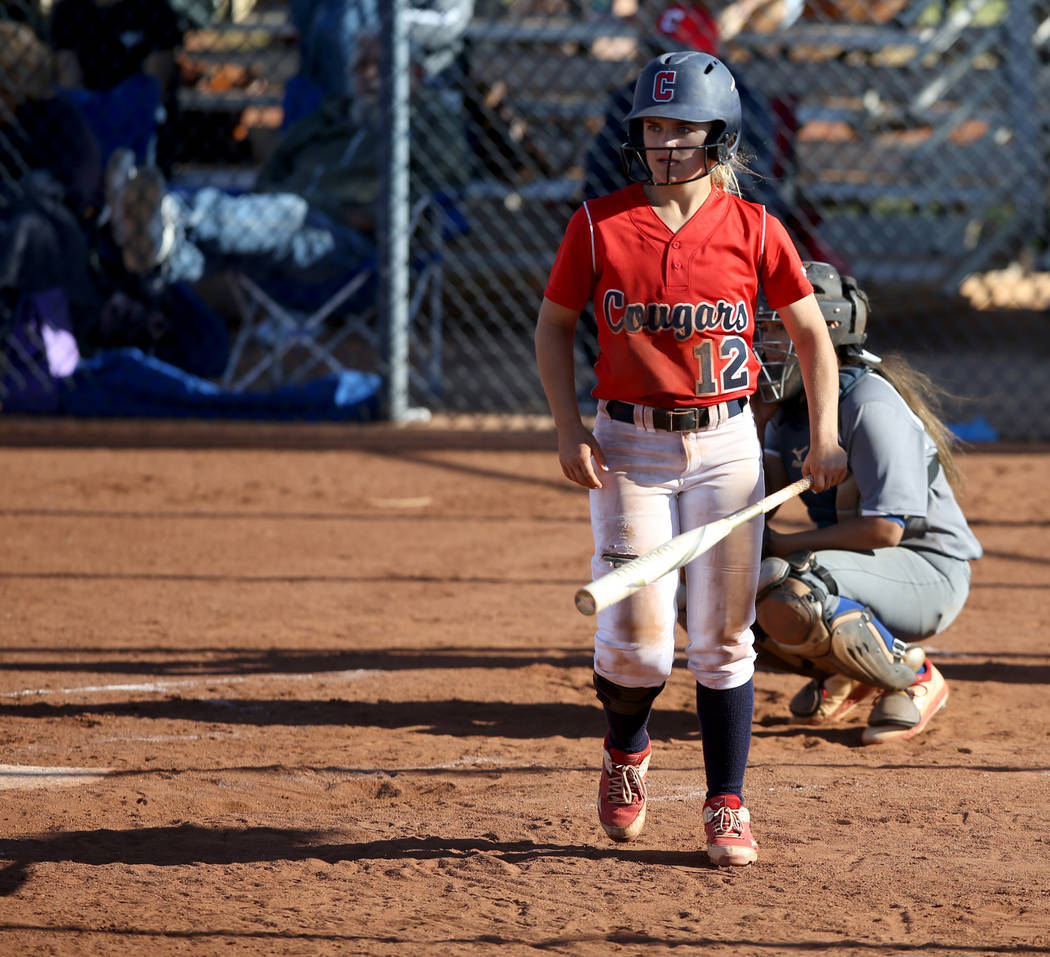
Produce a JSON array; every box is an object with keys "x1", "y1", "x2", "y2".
[
  {"x1": 842, "y1": 392, "x2": 930, "y2": 520},
  {"x1": 759, "y1": 214, "x2": 812, "y2": 310},
  {"x1": 543, "y1": 205, "x2": 596, "y2": 312}
]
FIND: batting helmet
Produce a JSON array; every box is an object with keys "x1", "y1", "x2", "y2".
[
  {"x1": 620, "y1": 51, "x2": 742, "y2": 185},
  {"x1": 755, "y1": 261, "x2": 870, "y2": 402}
]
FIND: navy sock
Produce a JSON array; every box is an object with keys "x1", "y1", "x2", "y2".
[
  {"x1": 695, "y1": 678, "x2": 754, "y2": 800},
  {"x1": 604, "y1": 705, "x2": 652, "y2": 754}
]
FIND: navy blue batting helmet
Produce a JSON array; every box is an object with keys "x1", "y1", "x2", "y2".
[{"x1": 624, "y1": 51, "x2": 742, "y2": 167}]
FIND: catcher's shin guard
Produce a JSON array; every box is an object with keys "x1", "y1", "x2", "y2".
[
  {"x1": 826, "y1": 599, "x2": 924, "y2": 691},
  {"x1": 755, "y1": 555, "x2": 923, "y2": 691}
]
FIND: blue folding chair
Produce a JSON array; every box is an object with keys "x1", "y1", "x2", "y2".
[
  {"x1": 59, "y1": 73, "x2": 164, "y2": 167},
  {"x1": 218, "y1": 190, "x2": 468, "y2": 398}
]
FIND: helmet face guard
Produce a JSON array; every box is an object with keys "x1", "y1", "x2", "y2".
[
  {"x1": 617, "y1": 138, "x2": 726, "y2": 184},
  {"x1": 619, "y1": 51, "x2": 741, "y2": 187},
  {"x1": 755, "y1": 262, "x2": 870, "y2": 402}
]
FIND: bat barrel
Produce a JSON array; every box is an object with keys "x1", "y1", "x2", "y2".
[
  {"x1": 573, "y1": 533, "x2": 703, "y2": 616},
  {"x1": 572, "y1": 476, "x2": 813, "y2": 617}
]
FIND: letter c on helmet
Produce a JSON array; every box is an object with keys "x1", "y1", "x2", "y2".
[{"x1": 652, "y1": 70, "x2": 677, "y2": 102}]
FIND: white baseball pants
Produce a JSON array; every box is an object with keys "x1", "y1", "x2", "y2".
[{"x1": 589, "y1": 402, "x2": 764, "y2": 691}]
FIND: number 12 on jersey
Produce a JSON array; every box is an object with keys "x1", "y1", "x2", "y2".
[{"x1": 694, "y1": 335, "x2": 749, "y2": 397}]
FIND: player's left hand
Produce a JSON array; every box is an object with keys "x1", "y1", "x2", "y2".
[{"x1": 802, "y1": 439, "x2": 848, "y2": 493}]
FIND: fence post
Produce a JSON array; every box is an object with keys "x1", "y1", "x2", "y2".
[
  {"x1": 380, "y1": 0, "x2": 411, "y2": 421},
  {"x1": 1005, "y1": 1, "x2": 1042, "y2": 260}
]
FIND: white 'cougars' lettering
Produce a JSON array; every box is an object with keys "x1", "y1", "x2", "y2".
[{"x1": 602, "y1": 289, "x2": 750, "y2": 340}]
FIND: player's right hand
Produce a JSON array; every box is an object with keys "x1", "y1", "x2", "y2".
[{"x1": 557, "y1": 423, "x2": 608, "y2": 489}]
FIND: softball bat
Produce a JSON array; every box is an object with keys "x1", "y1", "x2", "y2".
[{"x1": 574, "y1": 475, "x2": 813, "y2": 616}]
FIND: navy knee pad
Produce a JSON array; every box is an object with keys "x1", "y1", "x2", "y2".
[{"x1": 592, "y1": 672, "x2": 664, "y2": 714}]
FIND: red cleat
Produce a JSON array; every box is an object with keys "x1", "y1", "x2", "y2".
[{"x1": 597, "y1": 737, "x2": 651, "y2": 841}]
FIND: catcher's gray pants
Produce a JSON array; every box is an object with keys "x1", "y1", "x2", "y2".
[{"x1": 815, "y1": 547, "x2": 972, "y2": 644}]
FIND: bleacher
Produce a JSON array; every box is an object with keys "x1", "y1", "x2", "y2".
[
  {"x1": 110, "y1": 2, "x2": 1049, "y2": 297},
  {"x1": 407, "y1": 9, "x2": 1043, "y2": 297},
  {"x1": 730, "y1": 10, "x2": 1045, "y2": 288},
  {"x1": 172, "y1": 2, "x2": 297, "y2": 191}
]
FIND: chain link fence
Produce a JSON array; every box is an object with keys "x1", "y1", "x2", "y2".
[{"x1": 2, "y1": 1, "x2": 1049, "y2": 437}]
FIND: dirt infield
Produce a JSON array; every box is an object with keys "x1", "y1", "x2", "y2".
[{"x1": 0, "y1": 421, "x2": 1048, "y2": 956}]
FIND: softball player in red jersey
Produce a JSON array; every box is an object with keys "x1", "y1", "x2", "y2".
[{"x1": 535, "y1": 50, "x2": 847, "y2": 866}]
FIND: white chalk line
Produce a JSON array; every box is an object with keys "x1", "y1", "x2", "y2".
[
  {"x1": 0, "y1": 669, "x2": 376, "y2": 700},
  {"x1": 0, "y1": 764, "x2": 114, "y2": 790},
  {"x1": 94, "y1": 734, "x2": 215, "y2": 743},
  {"x1": 646, "y1": 785, "x2": 709, "y2": 804}
]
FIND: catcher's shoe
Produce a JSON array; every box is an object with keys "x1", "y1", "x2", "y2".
[
  {"x1": 702, "y1": 794, "x2": 758, "y2": 866},
  {"x1": 789, "y1": 674, "x2": 877, "y2": 724},
  {"x1": 597, "y1": 736, "x2": 650, "y2": 841},
  {"x1": 861, "y1": 664, "x2": 948, "y2": 745}
]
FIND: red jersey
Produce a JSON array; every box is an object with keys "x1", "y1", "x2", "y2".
[{"x1": 543, "y1": 184, "x2": 813, "y2": 408}]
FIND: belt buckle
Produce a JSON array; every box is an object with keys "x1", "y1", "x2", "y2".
[{"x1": 669, "y1": 407, "x2": 705, "y2": 431}]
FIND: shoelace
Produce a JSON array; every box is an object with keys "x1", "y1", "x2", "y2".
[
  {"x1": 874, "y1": 679, "x2": 929, "y2": 706},
  {"x1": 707, "y1": 804, "x2": 744, "y2": 837},
  {"x1": 607, "y1": 762, "x2": 645, "y2": 805}
]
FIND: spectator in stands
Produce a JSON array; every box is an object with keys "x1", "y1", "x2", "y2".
[
  {"x1": 285, "y1": 0, "x2": 474, "y2": 126},
  {"x1": 0, "y1": 20, "x2": 104, "y2": 225},
  {"x1": 49, "y1": 0, "x2": 184, "y2": 169},
  {"x1": 0, "y1": 20, "x2": 229, "y2": 380},
  {"x1": 107, "y1": 28, "x2": 467, "y2": 301},
  {"x1": 0, "y1": 19, "x2": 98, "y2": 324}
]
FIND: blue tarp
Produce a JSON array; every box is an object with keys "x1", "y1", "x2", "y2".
[
  {"x1": 948, "y1": 416, "x2": 1000, "y2": 444},
  {"x1": 4, "y1": 348, "x2": 381, "y2": 421}
]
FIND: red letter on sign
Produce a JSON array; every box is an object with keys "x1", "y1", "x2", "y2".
[{"x1": 653, "y1": 70, "x2": 677, "y2": 102}]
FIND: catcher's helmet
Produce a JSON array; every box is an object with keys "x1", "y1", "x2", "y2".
[
  {"x1": 755, "y1": 261, "x2": 870, "y2": 402},
  {"x1": 620, "y1": 51, "x2": 742, "y2": 185}
]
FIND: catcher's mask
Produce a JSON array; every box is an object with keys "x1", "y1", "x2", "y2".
[
  {"x1": 619, "y1": 51, "x2": 741, "y2": 186},
  {"x1": 755, "y1": 261, "x2": 870, "y2": 402}
]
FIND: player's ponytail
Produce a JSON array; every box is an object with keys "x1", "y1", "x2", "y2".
[
  {"x1": 710, "y1": 162, "x2": 741, "y2": 196},
  {"x1": 710, "y1": 147, "x2": 757, "y2": 198}
]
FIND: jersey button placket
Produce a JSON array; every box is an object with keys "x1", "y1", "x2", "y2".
[{"x1": 666, "y1": 240, "x2": 687, "y2": 288}]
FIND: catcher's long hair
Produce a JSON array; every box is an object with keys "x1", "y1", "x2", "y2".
[{"x1": 862, "y1": 354, "x2": 964, "y2": 489}]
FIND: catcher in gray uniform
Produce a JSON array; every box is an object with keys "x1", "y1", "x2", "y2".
[{"x1": 751, "y1": 262, "x2": 983, "y2": 744}]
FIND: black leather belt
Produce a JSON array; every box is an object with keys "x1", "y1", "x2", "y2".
[{"x1": 604, "y1": 397, "x2": 747, "y2": 432}]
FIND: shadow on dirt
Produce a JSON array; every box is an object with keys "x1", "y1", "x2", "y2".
[
  {"x1": 0, "y1": 827, "x2": 740, "y2": 885},
  {"x1": 0, "y1": 646, "x2": 593, "y2": 678},
  {"x1": 0, "y1": 697, "x2": 613, "y2": 737}
]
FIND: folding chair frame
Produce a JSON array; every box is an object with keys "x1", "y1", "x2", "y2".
[{"x1": 217, "y1": 191, "x2": 463, "y2": 400}]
